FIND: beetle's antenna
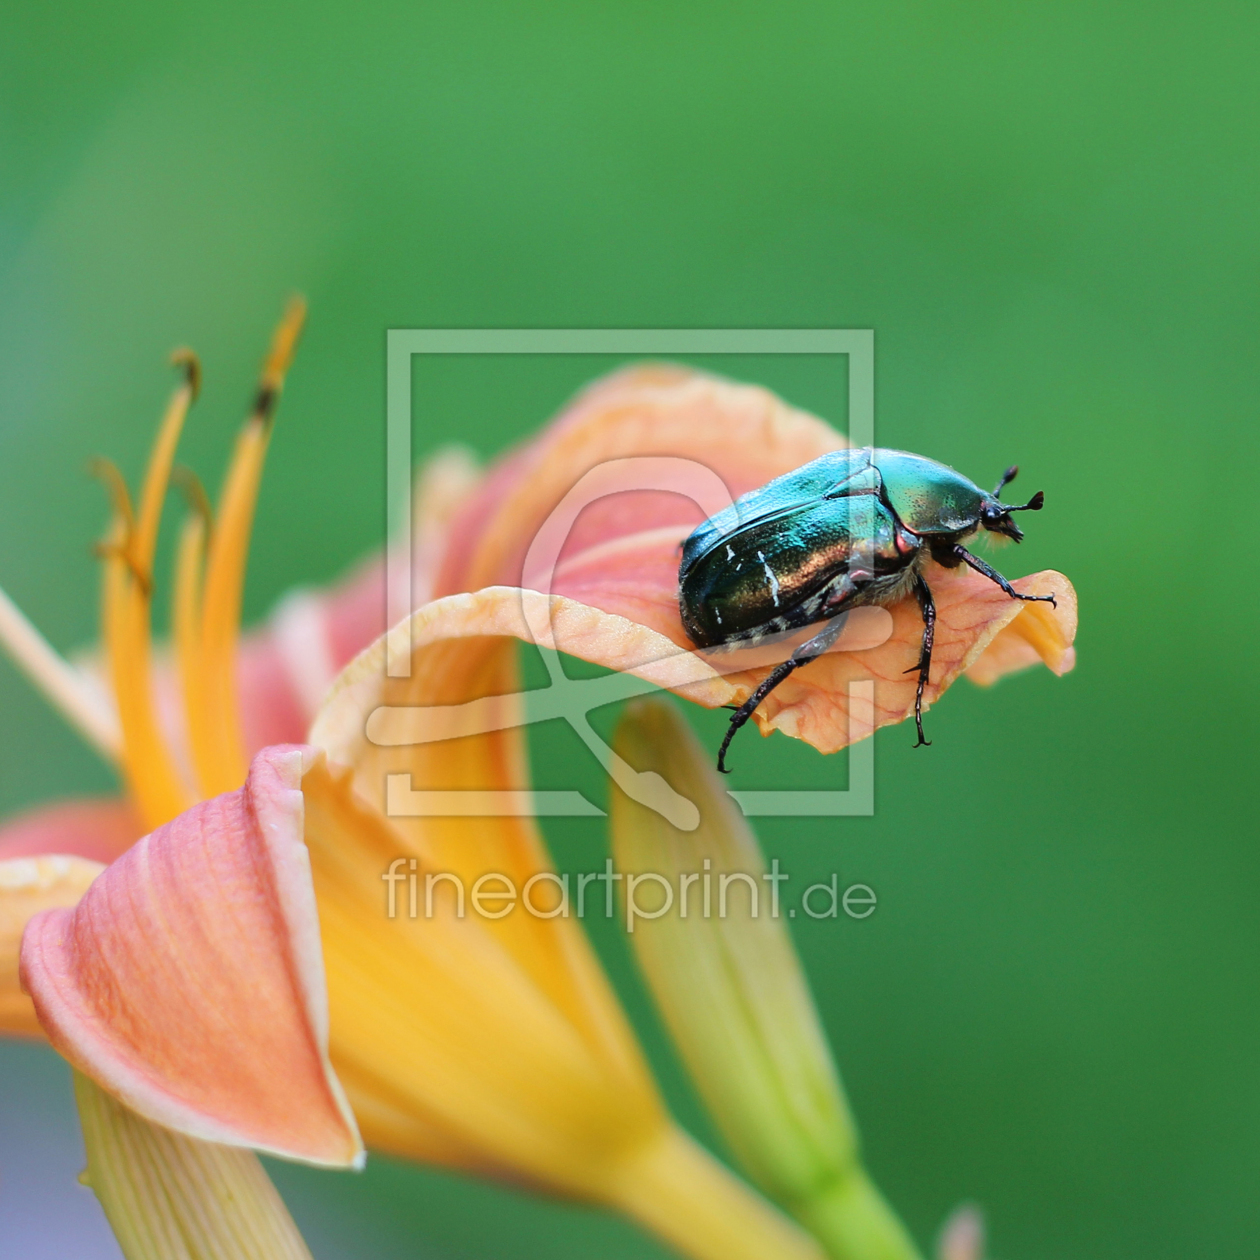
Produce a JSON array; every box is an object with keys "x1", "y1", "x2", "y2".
[
  {"x1": 1000, "y1": 490, "x2": 1044, "y2": 513},
  {"x1": 992, "y1": 465, "x2": 1019, "y2": 496}
]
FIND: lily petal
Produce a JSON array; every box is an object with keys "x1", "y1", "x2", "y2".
[
  {"x1": 299, "y1": 753, "x2": 663, "y2": 1186},
  {"x1": 965, "y1": 572, "x2": 1077, "y2": 686},
  {"x1": 235, "y1": 445, "x2": 482, "y2": 753},
  {"x1": 320, "y1": 567, "x2": 1073, "y2": 767},
  {"x1": 312, "y1": 591, "x2": 668, "y2": 1130},
  {"x1": 0, "y1": 796, "x2": 141, "y2": 864},
  {"x1": 750, "y1": 565, "x2": 1077, "y2": 753},
  {"x1": 1, "y1": 855, "x2": 103, "y2": 1036},
  {"x1": 297, "y1": 754, "x2": 826, "y2": 1260},
  {"x1": 436, "y1": 364, "x2": 843, "y2": 598},
  {"x1": 20, "y1": 745, "x2": 363, "y2": 1168},
  {"x1": 392, "y1": 364, "x2": 1076, "y2": 754}
]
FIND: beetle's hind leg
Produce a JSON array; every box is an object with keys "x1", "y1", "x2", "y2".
[
  {"x1": 903, "y1": 572, "x2": 936, "y2": 747},
  {"x1": 949, "y1": 544, "x2": 1057, "y2": 608},
  {"x1": 716, "y1": 615, "x2": 850, "y2": 774}
]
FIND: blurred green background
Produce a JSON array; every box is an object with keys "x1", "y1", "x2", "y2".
[{"x1": 1, "y1": 2, "x2": 1257, "y2": 1257}]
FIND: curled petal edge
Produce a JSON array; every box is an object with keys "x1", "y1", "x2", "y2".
[{"x1": 313, "y1": 571, "x2": 1076, "y2": 766}]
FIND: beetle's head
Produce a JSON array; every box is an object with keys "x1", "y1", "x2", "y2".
[
  {"x1": 981, "y1": 464, "x2": 1044, "y2": 541},
  {"x1": 977, "y1": 466, "x2": 1048, "y2": 539},
  {"x1": 981, "y1": 489, "x2": 1044, "y2": 542}
]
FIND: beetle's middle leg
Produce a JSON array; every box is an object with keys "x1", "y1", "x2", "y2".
[
  {"x1": 904, "y1": 572, "x2": 936, "y2": 747},
  {"x1": 716, "y1": 614, "x2": 850, "y2": 774}
]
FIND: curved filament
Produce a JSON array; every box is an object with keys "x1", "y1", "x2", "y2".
[
  {"x1": 98, "y1": 359, "x2": 199, "y2": 830},
  {"x1": 188, "y1": 298, "x2": 306, "y2": 798}
]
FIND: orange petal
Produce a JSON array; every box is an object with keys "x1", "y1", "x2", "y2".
[
  {"x1": 407, "y1": 363, "x2": 1076, "y2": 751},
  {"x1": 299, "y1": 755, "x2": 666, "y2": 1187},
  {"x1": 0, "y1": 796, "x2": 141, "y2": 864},
  {"x1": 965, "y1": 569, "x2": 1078, "y2": 686},
  {"x1": 742, "y1": 565, "x2": 1078, "y2": 752},
  {"x1": 313, "y1": 599, "x2": 663, "y2": 1097},
  {"x1": 20, "y1": 745, "x2": 363, "y2": 1168},
  {"x1": 436, "y1": 365, "x2": 843, "y2": 597},
  {"x1": 1, "y1": 855, "x2": 103, "y2": 1036},
  {"x1": 323, "y1": 560, "x2": 1071, "y2": 764},
  {"x1": 235, "y1": 446, "x2": 482, "y2": 750}
]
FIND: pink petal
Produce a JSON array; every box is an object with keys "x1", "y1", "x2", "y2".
[
  {"x1": 391, "y1": 364, "x2": 1079, "y2": 754},
  {"x1": 20, "y1": 745, "x2": 363, "y2": 1168},
  {"x1": 0, "y1": 797, "x2": 141, "y2": 865},
  {"x1": 234, "y1": 446, "x2": 482, "y2": 750},
  {"x1": 752, "y1": 566, "x2": 1077, "y2": 752},
  {"x1": 318, "y1": 569, "x2": 1070, "y2": 763},
  {"x1": 436, "y1": 365, "x2": 843, "y2": 597}
]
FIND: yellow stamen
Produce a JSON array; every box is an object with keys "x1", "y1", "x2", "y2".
[
  {"x1": 133, "y1": 352, "x2": 200, "y2": 581},
  {"x1": 87, "y1": 457, "x2": 137, "y2": 533},
  {"x1": 192, "y1": 298, "x2": 305, "y2": 797},
  {"x1": 88, "y1": 459, "x2": 149, "y2": 591},
  {"x1": 171, "y1": 464, "x2": 214, "y2": 532},
  {"x1": 172, "y1": 511, "x2": 209, "y2": 795},
  {"x1": 99, "y1": 360, "x2": 199, "y2": 830}
]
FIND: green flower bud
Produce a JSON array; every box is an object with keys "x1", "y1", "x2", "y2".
[{"x1": 611, "y1": 697, "x2": 920, "y2": 1260}]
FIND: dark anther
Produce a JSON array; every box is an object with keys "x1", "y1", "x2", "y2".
[
  {"x1": 253, "y1": 384, "x2": 278, "y2": 421},
  {"x1": 171, "y1": 347, "x2": 202, "y2": 400}
]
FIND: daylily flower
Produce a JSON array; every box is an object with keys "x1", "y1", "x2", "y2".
[
  {"x1": 0, "y1": 315, "x2": 828, "y2": 1260},
  {"x1": 0, "y1": 317, "x2": 1076, "y2": 1258},
  {"x1": 0, "y1": 303, "x2": 334, "y2": 1258}
]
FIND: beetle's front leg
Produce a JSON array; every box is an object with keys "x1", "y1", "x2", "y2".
[
  {"x1": 904, "y1": 572, "x2": 936, "y2": 747},
  {"x1": 949, "y1": 544, "x2": 1057, "y2": 608},
  {"x1": 716, "y1": 614, "x2": 850, "y2": 774}
]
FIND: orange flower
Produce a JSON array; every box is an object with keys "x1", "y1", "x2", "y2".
[{"x1": 0, "y1": 327, "x2": 1076, "y2": 1260}]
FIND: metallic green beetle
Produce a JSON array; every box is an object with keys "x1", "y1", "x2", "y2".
[{"x1": 678, "y1": 447, "x2": 1056, "y2": 771}]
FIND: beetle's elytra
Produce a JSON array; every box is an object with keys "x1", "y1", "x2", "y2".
[{"x1": 677, "y1": 447, "x2": 1056, "y2": 772}]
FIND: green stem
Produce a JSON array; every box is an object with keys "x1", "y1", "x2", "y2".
[{"x1": 793, "y1": 1168, "x2": 922, "y2": 1260}]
